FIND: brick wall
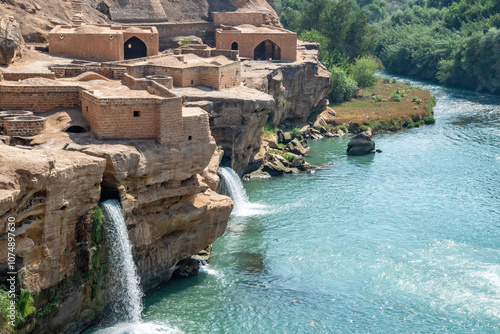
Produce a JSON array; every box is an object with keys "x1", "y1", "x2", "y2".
[
  {"x1": 1, "y1": 73, "x2": 56, "y2": 81},
  {"x1": 50, "y1": 65, "x2": 127, "y2": 79},
  {"x1": 182, "y1": 108, "x2": 211, "y2": 143},
  {"x1": 3, "y1": 116, "x2": 46, "y2": 136},
  {"x1": 81, "y1": 91, "x2": 160, "y2": 140},
  {"x1": 158, "y1": 98, "x2": 184, "y2": 144},
  {"x1": 0, "y1": 85, "x2": 81, "y2": 112}
]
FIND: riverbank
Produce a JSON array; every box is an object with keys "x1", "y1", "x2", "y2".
[{"x1": 316, "y1": 78, "x2": 436, "y2": 133}]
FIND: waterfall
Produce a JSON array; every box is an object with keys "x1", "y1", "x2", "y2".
[
  {"x1": 101, "y1": 199, "x2": 143, "y2": 323},
  {"x1": 218, "y1": 167, "x2": 266, "y2": 216}
]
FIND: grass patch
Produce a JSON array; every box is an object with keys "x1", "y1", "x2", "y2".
[
  {"x1": 263, "y1": 123, "x2": 277, "y2": 136},
  {"x1": 325, "y1": 78, "x2": 434, "y2": 133},
  {"x1": 266, "y1": 149, "x2": 295, "y2": 163}
]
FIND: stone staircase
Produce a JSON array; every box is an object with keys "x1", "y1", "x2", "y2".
[{"x1": 70, "y1": 0, "x2": 84, "y2": 26}]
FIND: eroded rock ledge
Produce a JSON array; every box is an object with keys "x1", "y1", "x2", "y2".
[{"x1": 0, "y1": 121, "x2": 232, "y2": 333}]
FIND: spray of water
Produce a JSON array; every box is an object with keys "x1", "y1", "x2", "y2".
[{"x1": 218, "y1": 167, "x2": 267, "y2": 216}]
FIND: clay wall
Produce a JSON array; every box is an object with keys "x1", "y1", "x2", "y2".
[
  {"x1": 51, "y1": 65, "x2": 127, "y2": 79},
  {"x1": 211, "y1": 12, "x2": 265, "y2": 26},
  {"x1": 49, "y1": 25, "x2": 159, "y2": 61},
  {"x1": 158, "y1": 98, "x2": 184, "y2": 145},
  {"x1": 216, "y1": 30, "x2": 297, "y2": 61},
  {"x1": 182, "y1": 108, "x2": 211, "y2": 143},
  {"x1": 1, "y1": 73, "x2": 56, "y2": 81},
  {"x1": 81, "y1": 92, "x2": 160, "y2": 140},
  {"x1": 0, "y1": 85, "x2": 81, "y2": 112},
  {"x1": 49, "y1": 30, "x2": 124, "y2": 61},
  {"x1": 3, "y1": 116, "x2": 46, "y2": 136}
]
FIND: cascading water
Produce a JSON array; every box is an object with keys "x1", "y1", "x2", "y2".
[
  {"x1": 218, "y1": 167, "x2": 266, "y2": 216},
  {"x1": 101, "y1": 199, "x2": 143, "y2": 323}
]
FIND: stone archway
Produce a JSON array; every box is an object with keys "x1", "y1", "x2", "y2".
[
  {"x1": 253, "y1": 39, "x2": 281, "y2": 60},
  {"x1": 231, "y1": 42, "x2": 238, "y2": 50},
  {"x1": 124, "y1": 36, "x2": 147, "y2": 59}
]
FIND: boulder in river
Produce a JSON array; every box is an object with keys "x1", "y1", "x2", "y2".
[{"x1": 346, "y1": 130, "x2": 376, "y2": 156}]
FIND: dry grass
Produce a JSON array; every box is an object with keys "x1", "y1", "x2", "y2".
[{"x1": 321, "y1": 79, "x2": 435, "y2": 132}]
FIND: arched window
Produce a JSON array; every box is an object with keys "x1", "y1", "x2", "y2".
[
  {"x1": 124, "y1": 37, "x2": 147, "y2": 59},
  {"x1": 231, "y1": 42, "x2": 238, "y2": 50}
]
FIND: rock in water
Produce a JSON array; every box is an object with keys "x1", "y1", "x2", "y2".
[
  {"x1": 347, "y1": 130, "x2": 376, "y2": 156},
  {"x1": 0, "y1": 15, "x2": 24, "y2": 65}
]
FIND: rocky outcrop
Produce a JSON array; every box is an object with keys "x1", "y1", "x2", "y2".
[
  {"x1": 242, "y1": 45, "x2": 332, "y2": 126},
  {"x1": 0, "y1": 15, "x2": 25, "y2": 65},
  {"x1": 0, "y1": 114, "x2": 232, "y2": 332},
  {"x1": 172, "y1": 86, "x2": 275, "y2": 176},
  {"x1": 346, "y1": 130, "x2": 376, "y2": 156}
]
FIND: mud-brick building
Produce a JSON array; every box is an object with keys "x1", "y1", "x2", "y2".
[
  {"x1": 215, "y1": 24, "x2": 297, "y2": 61},
  {"x1": 49, "y1": 24, "x2": 159, "y2": 61}
]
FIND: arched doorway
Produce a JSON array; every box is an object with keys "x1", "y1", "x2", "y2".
[
  {"x1": 124, "y1": 37, "x2": 147, "y2": 59},
  {"x1": 231, "y1": 42, "x2": 238, "y2": 50},
  {"x1": 253, "y1": 40, "x2": 281, "y2": 60}
]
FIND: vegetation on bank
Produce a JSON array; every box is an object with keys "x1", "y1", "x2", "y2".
[
  {"x1": 322, "y1": 78, "x2": 436, "y2": 133},
  {"x1": 274, "y1": 0, "x2": 500, "y2": 95}
]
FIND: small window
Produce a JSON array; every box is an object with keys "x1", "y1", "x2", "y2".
[
  {"x1": 188, "y1": 136, "x2": 192, "y2": 140},
  {"x1": 86, "y1": 106, "x2": 89, "y2": 113},
  {"x1": 191, "y1": 80, "x2": 194, "y2": 85},
  {"x1": 133, "y1": 111, "x2": 140, "y2": 117}
]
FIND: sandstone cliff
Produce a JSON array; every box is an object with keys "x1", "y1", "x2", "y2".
[
  {"x1": 0, "y1": 115, "x2": 232, "y2": 333},
  {"x1": 0, "y1": 0, "x2": 280, "y2": 42},
  {"x1": 0, "y1": 15, "x2": 25, "y2": 65}
]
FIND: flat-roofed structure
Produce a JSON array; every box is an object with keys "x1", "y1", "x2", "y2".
[
  {"x1": 215, "y1": 24, "x2": 297, "y2": 61},
  {"x1": 49, "y1": 24, "x2": 159, "y2": 61}
]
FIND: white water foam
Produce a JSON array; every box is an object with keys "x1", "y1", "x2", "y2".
[
  {"x1": 92, "y1": 321, "x2": 183, "y2": 334},
  {"x1": 101, "y1": 200, "x2": 143, "y2": 322},
  {"x1": 198, "y1": 263, "x2": 221, "y2": 277},
  {"x1": 218, "y1": 167, "x2": 267, "y2": 216},
  {"x1": 395, "y1": 240, "x2": 500, "y2": 319}
]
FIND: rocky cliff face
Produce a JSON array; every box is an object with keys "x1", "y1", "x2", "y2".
[
  {"x1": 0, "y1": 117, "x2": 232, "y2": 333},
  {"x1": 242, "y1": 45, "x2": 332, "y2": 126},
  {"x1": 0, "y1": 0, "x2": 280, "y2": 42},
  {"x1": 0, "y1": 15, "x2": 25, "y2": 65}
]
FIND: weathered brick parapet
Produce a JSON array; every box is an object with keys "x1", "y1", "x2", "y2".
[{"x1": 3, "y1": 115, "x2": 46, "y2": 136}]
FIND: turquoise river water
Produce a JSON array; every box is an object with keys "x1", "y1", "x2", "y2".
[{"x1": 128, "y1": 77, "x2": 499, "y2": 333}]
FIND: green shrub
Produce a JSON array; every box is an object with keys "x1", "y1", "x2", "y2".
[
  {"x1": 15, "y1": 289, "x2": 35, "y2": 327},
  {"x1": 277, "y1": 143, "x2": 286, "y2": 149},
  {"x1": 383, "y1": 78, "x2": 390, "y2": 84},
  {"x1": 91, "y1": 206, "x2": 103, "y2": 247},
  {"x1": 369, "y1": 121, "x2": 382, "y2": 132},
  {"x1": 412, "y1": 106, "x2": 419, "y2": 110},
  {"x1": 359, "y1": 125, "x2": 370, "y2": 132},
  {"x1": 263, "y1": 123, "x2": 277, "y2": 136},
  {"x1": 349, "y1": 56, "x2": 379, "y2": 89},
  {"x1": 390, "y1": 91, "x2": 402, "y2": 102},
  {"x1": 370, "y1": 94, "x2": 383, "y2": 102},
  {"x1": 180, "y1": 38, "x2": 193, "y2": 45},
  {"x1": 423, "y1": 115, "x2": 436, "y2": 124},
  {"x1": 405, "y1": 81, "x2": 412, "y2": 86},
  {"x1": 333, "y1": 125, "x2": 348, "y2": 133},
  {"x1": 381, "y1": 98, "x2": 388, "y2": 102},
  {"x1": 411, "y1": 96, "x2": 418, "y2": 102},
  {"x1": 391, "y1": 78, "x2": 397, "y2": 83},
  {"x1": 291, "y1": 127, "x2": 302, "y2": 139},
  {"x1": 328, "y1": 66, "x2": 358, "y2": 103}
]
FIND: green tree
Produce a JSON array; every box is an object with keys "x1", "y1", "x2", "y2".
[{"x1": 350, "y1": 56, "x2": 380, "y2": 88}]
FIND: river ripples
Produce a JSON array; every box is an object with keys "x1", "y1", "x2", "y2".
[{"x1": 141, "y1": 75, "x2": 500, "y2": 333}]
